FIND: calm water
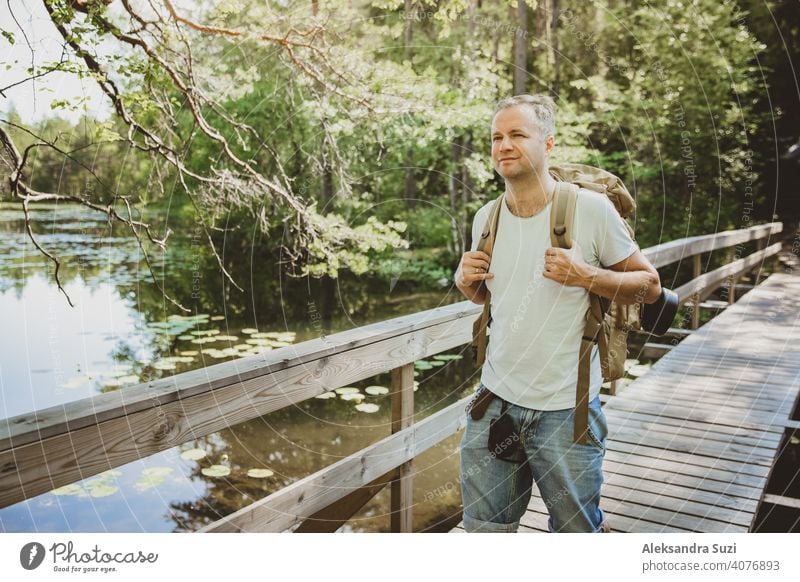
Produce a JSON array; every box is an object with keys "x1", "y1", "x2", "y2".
[{"x1": 0, "y1": 203, "x2": 477, "y2": 532}]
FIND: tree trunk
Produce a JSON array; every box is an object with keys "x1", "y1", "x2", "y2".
[
  {"x1": 403, "y1": 0, "x2": 416, "y2": 208},
  {"x1": 514, "y1": 0, "x2": 529, "y2": 94},
  {"x1": 449, "y1": 137, "x2": 462, "y2": 256},
  {"x1": 551, "y1": 0, "x2": 561, "y2": 93}
]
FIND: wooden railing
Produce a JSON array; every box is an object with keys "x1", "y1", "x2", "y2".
[{"x1": 0, "y1": 221, "x2": 784, "y2": 531}]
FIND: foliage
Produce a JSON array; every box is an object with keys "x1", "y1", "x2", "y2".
[{"x1": 0, "y1": 0, "x2": 778, "y2": 298}]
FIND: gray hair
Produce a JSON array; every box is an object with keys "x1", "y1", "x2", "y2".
[{"x1": 494, "y1": 94, "x2": 556, "y2": 141}]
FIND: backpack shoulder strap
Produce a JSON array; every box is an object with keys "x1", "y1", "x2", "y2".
[
  {"x1": 549, "y1": 182, "x2": 579, "y2": 249},
  {"x1": 477, "y1": 194, "x2": 504, "y2": 256},
  {"x1": 471, "y1": 194, "x2": 503, "y2": 367}
]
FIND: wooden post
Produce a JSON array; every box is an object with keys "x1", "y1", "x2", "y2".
[
  {"x1": 391, "y1": 363, "x2": 415, "y2": 532},
  {"x1": 754, "y1": 238, "x2": 766, "y2": 286},
  {"x1": 726, "y1": 248, "x2": 736, "y2": 305},
  {"x1": 691, "y1": 254, "x2": 701, "y2": 329},
  {"x1": 608, "y1": 380, "x2": 618, "y2": 396}
]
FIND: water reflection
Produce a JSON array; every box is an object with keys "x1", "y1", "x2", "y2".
[{"x1": 0, "y1": 203, "x2": 475, "y2": 533}]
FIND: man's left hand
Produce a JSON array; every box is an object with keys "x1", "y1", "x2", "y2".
[{"x1": 542, "y1": 241, "x2": 593, "y2": 287}]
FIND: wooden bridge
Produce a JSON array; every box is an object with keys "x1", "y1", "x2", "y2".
[{"x1": 1, "y1": 221, "x2": 797, "y2": 533}]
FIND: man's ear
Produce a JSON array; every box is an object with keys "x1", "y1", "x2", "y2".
[{"x1": 544, "y1": 135, "x2": 555, "y2": 153}]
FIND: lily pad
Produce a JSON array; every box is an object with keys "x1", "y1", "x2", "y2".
[
  {"x1": 626, "y1": 364, "x2": 651, "y2": 378},
  {"x1": 340, "y1": 393, "x2": 366, "y2": 401},
  {"x1": 214, "y1": 335, "x2": 239, "y2": 342},
  {"x1": 180, "y1": 448, "x2": 207, "y2": 461},
  {"x1": 135, "y1": 467, "x2": 174, "y2": 491},
  {"x1": 60, "y1": 375, "x2": 90, "y2": 389},
  {"x1": 180, "y1": 350, "x2": 199, "y2": 356},
  {"x1": 246, "y1": 338, "x2": 271, "y2": 346},
  {"x1": 251, "y1": 331, "x2": 296, "y2": 342},
  {"x1": 152, "y1": 360, "x2": 177, "y2": 371},
  {"x1": 201, "y1": 465, "x2": 231, "y2": 478},
  {"x1": 433, "y1": 354, "x2": 463, "y2": 361},
  {"x1": 87, "y1": 483, "x2": 119, "y2": 498},
  {"x1": 178, "y1": 335, "x2": 194, "y2": 341},
  {"x1": 52, "y1": 483, "x2": 85, "y2": 497},
  {"x1": 364, "y1": 386, "x2": 389, "y2": 396},
  {"x1": 118, "y1": 375, "x2": 139, "y2": 384},
  {"x1": 355, "y1": 403, "x2": 380, "y2": 413},
  {"x1": 241, "y1": 328, "x2": 258, "y2": 334},
  {"x1": 210, "y1": 315, "x2": 226, "y2": 321},
  {"x1": 314, "y1": 391, "x2": 337, "y2": 399},
  {"x1": 335, "y1": 387, "x2": 360, "y2": 395},
  {"x1": 247, "y1": 468, "x2": 274, "y2": 479}
]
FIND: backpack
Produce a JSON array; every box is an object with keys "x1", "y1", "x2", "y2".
[{"x1": 470, "y1": 162, "x2": 642, "y2": 445}]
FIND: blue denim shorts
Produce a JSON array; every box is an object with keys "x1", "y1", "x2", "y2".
[{"x1": 459, "y1": 386, "x2": 608, "y2": 533}]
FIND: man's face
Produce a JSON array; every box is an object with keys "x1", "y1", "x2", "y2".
[{"x1": 491, "y1": 105, "x2": 554, "y2": 180}]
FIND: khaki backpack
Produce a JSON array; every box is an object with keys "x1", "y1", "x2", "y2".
[{"x1": 470, "y1": 162, "x2": 642, "y2": 445}]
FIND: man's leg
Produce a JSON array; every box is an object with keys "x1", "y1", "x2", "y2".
[
  {"x1": 459, "y1": 396, "x2": 533, "y2": 532},
  {"x1": 527, "y1": 395, "x2": 609, "y2": 533}
]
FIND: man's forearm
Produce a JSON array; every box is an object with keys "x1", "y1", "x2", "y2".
[
  {"x1": 578, "y1": 265, "x2": 661, "y2": 304},
  {"x1": 456, "y1": 275, "x2": 488, "y2": 304}
]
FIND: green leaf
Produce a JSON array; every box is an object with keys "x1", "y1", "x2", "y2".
[
  {"x1": 180, "y1": 448, "x2": 207, "y2": 461},
  {"x1": 201, "y1": 465, "x2": 231, "y2": 477},
  {"x1": 246, "y1": 468, "x2": 274, "y2": 478}
]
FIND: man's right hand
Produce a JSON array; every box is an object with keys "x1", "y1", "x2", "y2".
[{"x1": 456, "y1": 251, "x2": 494, "y2": 287}]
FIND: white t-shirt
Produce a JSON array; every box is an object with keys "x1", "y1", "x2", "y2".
[{"x1": 470, "y1": 188, "x2": 638, "y2": 410}]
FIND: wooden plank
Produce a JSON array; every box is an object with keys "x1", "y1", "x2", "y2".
[
  {"x1": 606, "y1": 426, "x2": 777, "y2": 467},
  {"x1": 642, "y1": 223, "x2": 781, "y2": 269},
  {"x1": 199, "y1": 396, "x2": 468, "y2": 532},
  {"x1": 602, "y1": 471, "x2": 758, "y2": 515},
  {"x1": 604, "y1": 406, "x2": 784, "y2": 442},
  {"x1": 646, "y1": 359, "x2": 800, "y2": 387},
  {"x1": 523, "y1": 506, "x2": 688, "y2": 533},
  {"x1": 0, "y1": 300, "x2": 480, "y2": 452},
  {"x1": 674, "y1": 242, "x2": 783, "y2": 303},
  {"x1": 603, "y1": 410, "x2": 782, "y2": 449},
  {"x1": 0, "y1": 317, "x2": 473, "y2": 508},
  {"x1": 603, "y1": 448, "x2": 766, "y2": 489},
  {"x1": 390, "y1": 364, "x2": 414, "y2": 533},
  {"x1": 294, "y1": 469, "x2": 393, "y2": 533},
  {"x1": 622, "y1": 382, "x2": 795, "y2": 413},
  {"x1": 601, "y1": 457, "x2": 763, "y2": 500},
  {"x1": 762, "y1": 494, "x2": 800, "y2": 510},
  {"x1": 605, "y1": 439, "x2": 771, "y2": 479},
  {"x1": 604, "y1": 396, "x2": 790, "y2": 433},
  {"x1": 619, "y1": 382, "x2": 795, "y2": 414},
  {"x1": 623, "y1": 372, "x2": 795, "y2": 400},
  {"x1": 598, "y1": 482, "x2": 753, "y2": 527},
  {"x1": 527, "y1": 487, "x2": 748, "y2": 532}
]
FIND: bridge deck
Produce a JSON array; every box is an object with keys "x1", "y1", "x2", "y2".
[{"x1": 452, "y1": 272, "x2": 800, "y2": 533}]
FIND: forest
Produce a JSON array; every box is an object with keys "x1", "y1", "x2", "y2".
[{"x1": 1, "y1": 0, "x2": 797, "y2": 304}]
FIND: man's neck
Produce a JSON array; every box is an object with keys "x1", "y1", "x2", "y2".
[{"x1": 504, "y1": 173, "x2": 557, "y2": 217}]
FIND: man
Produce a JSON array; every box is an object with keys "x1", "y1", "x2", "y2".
[{"x1": 455, "y1": 94, "x2": 662, "y2": 533}]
